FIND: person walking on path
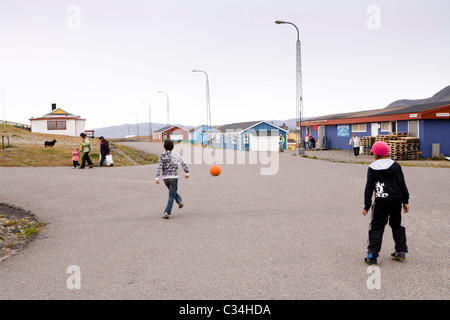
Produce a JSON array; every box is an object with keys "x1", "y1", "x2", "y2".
[
  {"x1": 349, "y1": 133, "x2": 361, "y2": 156},
  {"x1": 79, "y1": 132, "x2": 94, "y2": 169},
  {"x1": 98, "y1": 136, "x2": 110, "y2": 167},
  {"x1": 155, "y1": 140, "x2": 189, "y2": 219},
  {"x1": 279, "y1": 135, "x2": 285, "y2": 152},
  {"x1": 362, "y1": 141, "x2": 410, "y2": 265},
  {"x1": 71, "y1": 147, "x2": 80, "y2": 168}
]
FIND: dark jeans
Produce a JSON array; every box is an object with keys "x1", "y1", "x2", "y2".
[
  {"x1": 367, "y1": 198, "x2": 407, "y2": 258},
  {"x1": 80, "y1": 151, "x2": 93, "y2": 168},
  {"x1": 163, "y1": 178, "x2": 182, "y2": 214},
  {"x1": 73, "y1": 161, "x2": 80, "y2": 168},
  {"x1": 353, "y1": 147, "x2": 360, "y2": 156}
]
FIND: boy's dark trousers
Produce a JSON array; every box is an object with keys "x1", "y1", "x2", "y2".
[
  {"x1": 367, "y1": 198, "x2": 407, "y2": 258},
  {"x1": 163, "y1": 178, "x2": 182, "y2": 214}
]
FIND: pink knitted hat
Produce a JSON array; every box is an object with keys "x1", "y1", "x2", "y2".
[{"x1": 371, "y1": 141, "x2": 389, "y2": 156}]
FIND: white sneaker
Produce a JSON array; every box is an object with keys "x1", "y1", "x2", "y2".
[{"x1": 162, "y1": 212, "x2": 170, "y2": 219}]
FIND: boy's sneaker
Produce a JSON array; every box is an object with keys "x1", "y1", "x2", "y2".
[
  {"x1": 391, "y1": 251, "x2": 406, "y2": 261},
  {"x1": 178, "y1": 202, "x2": 184, "y2": 209},
  {"x1": 365, "y1": 252, "x2": 378, "y2": 265},
  {"x1": 162, "y1": 212, "x2": 170, "y2": 219}
]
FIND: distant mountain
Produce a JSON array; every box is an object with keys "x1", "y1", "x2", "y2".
[
  {"x1": 385, "y1": 85, "x2": 450, "y2": 109},
  {"x1": 92, "y1": 122, "x2": 192, "y2": 138}
]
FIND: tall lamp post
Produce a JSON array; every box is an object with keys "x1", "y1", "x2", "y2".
[
  {"x1": 192, "y1": 69, "x2": 212, "y2": 145},
  {"x1": 141, "y1": 100, "x2": 152, "y2": 141},
  {"x1": 275, "y1": 19, "x2": 305, "y2": 155},
  {"x1": 157, "y1": 91, "x2": 170, "y2": 126}
]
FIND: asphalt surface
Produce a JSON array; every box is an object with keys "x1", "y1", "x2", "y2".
[{"x1": 0, "y1": 142, "x2": 449, "y2": 300}]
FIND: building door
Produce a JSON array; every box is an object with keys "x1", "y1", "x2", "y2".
[
  {"x1": 391, "y1": 121, "x2": 397, "y2": 133},
  {"x1": 317, "y1": 126, "x2": 325, "y2": 149},
  {"x1": 371, "y1": 123, "x2": 378, "y2": 137}
]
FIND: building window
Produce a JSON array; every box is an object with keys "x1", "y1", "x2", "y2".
[
  {"x1": 244, "y1": 134, "x2": 249, "y2": 144},
  {"x1": 232, "y1": 135, "x2": 237, "y2": 144},
  {"x1": 408, "y1": 120, "x2": 419, "y2": 138},
  {"x1": 352, "y1": 123, "x2": 366, "y2": 132},
  {"x1": 381, "y1": 122, "x2": 390, "y2": 132},
  {"x1": 47, "y1": 121, "x2": 66, "y2": 130}
]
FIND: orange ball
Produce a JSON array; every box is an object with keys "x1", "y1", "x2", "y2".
[{"x1": 209, "y1": 164, "x2": 221, "y2": 176}]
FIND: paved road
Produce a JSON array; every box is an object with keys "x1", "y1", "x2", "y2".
[{"x1": 0, "y1": 142, "x2": 449, "y2": 299}]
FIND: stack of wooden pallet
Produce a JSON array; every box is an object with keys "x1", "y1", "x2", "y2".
[
  {"x1": 358, "y1": 133, "x2": 419, "y2": 160},
  {"x1": 376, "y1": 133, "x2": 419, "y2": 160},
  {"x1": 361, "y1": 136, "x2": 376, "y2": 155},
  {"x1": 387, "y1": 139, "x2": 408, "y2": 160},
  {"x1": 400, "y1": 137, "x2": 419, "y2": 160},
  {"x1": 376, "y1": 133, "x2": 400, "y2": 142}
]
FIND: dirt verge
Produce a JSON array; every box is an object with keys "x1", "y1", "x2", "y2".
[{"x1": 0, "y1": 203, "x2": 45, "y2": 262}]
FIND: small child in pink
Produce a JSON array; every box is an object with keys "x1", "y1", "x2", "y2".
[{"x1": 71, "y1": 148, "x2": 80, "y2": 168}]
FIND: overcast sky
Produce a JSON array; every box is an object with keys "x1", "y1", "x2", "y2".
[{"x1": 1, "y1": 0, "x2": 449, "y2": 129}]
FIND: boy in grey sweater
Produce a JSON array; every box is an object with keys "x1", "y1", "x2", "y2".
[{"x1": 155, "y1": 140, "x2": 189, "y2": 219}]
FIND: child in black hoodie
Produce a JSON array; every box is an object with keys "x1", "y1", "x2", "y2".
[{"x1": 362, "y1": 141, "x2": 410, "y2": 265}]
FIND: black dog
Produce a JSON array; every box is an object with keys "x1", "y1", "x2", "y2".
[{"x1": 44, "y1": 139, "x2": 57, "y2": 148}]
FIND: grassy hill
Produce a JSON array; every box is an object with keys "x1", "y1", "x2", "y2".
[{"x1": 0, "y1": 125, "x2": 158, "y2": 167}]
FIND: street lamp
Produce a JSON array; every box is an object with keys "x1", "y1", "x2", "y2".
[
  {"x1": 141, "y1": 100, "x2": 152, "y2": 141},
  {"x1": 275, "y1": 19, "x2": 305, "y2": 155},
  {"x1": 192, "y1": 69, "x2": 212, "y2": 145},
  {"x1": 130, "y1": 112, "x2": 139, "y2": 141},
  {"x1": 157, "y1": 91, "x2": 170, "y2": 126}
]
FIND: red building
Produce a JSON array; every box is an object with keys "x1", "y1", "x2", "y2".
[{"x1": 152, "y1": 125, "x2": 189, "y2": 142}]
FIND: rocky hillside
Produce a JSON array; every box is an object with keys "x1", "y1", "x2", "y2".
[{"x1": 385, "y1": 85, "x2": 450, "y2": 109}]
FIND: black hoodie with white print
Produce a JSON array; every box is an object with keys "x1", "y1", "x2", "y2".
[{"x1": 364, "y1": 159, "x2": 409, "y2": 211}]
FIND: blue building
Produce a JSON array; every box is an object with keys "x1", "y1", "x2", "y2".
[
  {"x1": 188, "y1": 125, "x2": 212, "y2": 145},
  {"x1": 301, "y1": 101, "x2": 450, "y2": 157},
  {"x1": 212, "y1": 120, "x2": 288, "y2": 151}
]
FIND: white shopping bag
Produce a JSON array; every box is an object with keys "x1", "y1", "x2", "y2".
[{"x1": 105, "y1": 155, "x2": 114, "y2": 166}]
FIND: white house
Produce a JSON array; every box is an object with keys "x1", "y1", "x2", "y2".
[{"x1": 29, "y1": 104, "x2": 86, "y2": 137}]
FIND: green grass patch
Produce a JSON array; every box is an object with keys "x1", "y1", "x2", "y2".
[
  {"x1": 114, "y1": 144, "x2": 159, "y2": 165},
  {"x1": 21, "y1": 222, "x2": 46, "y2": 237}
]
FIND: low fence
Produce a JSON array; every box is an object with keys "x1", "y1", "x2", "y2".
[
  {"x1": 1, "y1": 135, "x2": 10, "y2": 149},
  {"x1": 0, "y1": 120, "x2": 31, "y2": 130}
]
